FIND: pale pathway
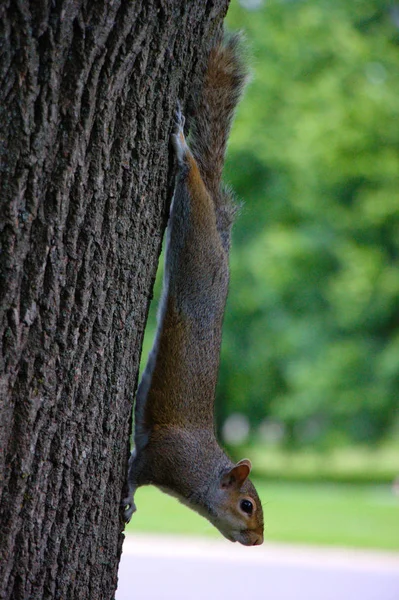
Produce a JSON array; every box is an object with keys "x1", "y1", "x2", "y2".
[{"x1": 117, "y1": 534, "x2": 399, "y2": 600}]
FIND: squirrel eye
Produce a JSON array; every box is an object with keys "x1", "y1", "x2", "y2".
[{"x1": 240, "y1": 499, "x2": 253, "y2": 515}]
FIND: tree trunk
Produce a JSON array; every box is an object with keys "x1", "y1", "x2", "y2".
[{"x1": 0, "y1": 1, "x2": 229, "y2": 598}]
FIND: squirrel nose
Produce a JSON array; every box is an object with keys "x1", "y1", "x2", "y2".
[{"x1": 252, "y1": 534, "x2": 263, "y2": 546}]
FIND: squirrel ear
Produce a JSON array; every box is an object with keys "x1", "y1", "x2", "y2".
[
  {"x1": 236, "y1": 458, "x2": 252, "y2": 471},
  {"x1": 221, "y1": 459, "x2": 252, "y2": 489}
]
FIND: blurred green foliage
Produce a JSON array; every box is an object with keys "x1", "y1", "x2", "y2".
[
  {"x1": 143, "y1": 0, "x2": 399, "y2": 447},
  {"x1": 220, "y1": 0, "x2": 399, "y2": 445}
]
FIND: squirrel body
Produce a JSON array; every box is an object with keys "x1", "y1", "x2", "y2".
[{"x1": 123, "y1": 35, "x2": 264, "y2": 546}]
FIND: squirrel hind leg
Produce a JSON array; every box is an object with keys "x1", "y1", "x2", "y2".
[{"x1": 171, "y1": 103, "x2": 189, "y2": 165}]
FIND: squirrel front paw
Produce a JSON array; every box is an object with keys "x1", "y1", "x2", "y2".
[
  {"x1": 171, "y1": 102, "x2": 188, "y2": 165},
  {"x1": 121, "y1": 495, "x2": 137, "y2": 523}
]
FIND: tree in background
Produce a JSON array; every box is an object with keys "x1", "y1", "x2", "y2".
[
  {"x1": 220, "y1": 0, "x2": 399, "y2": 446},
  {"x1": 0, "y1": 1, "x2": 230, "y2": 598}
]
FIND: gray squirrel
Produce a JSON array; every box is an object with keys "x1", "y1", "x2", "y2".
[{"x1": 122, "y1": 34, "x2": 264, "y2": 546}]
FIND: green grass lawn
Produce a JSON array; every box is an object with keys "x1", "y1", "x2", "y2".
[{"x1": 126, "y1": 479, "x2": 399, "y2": 551}]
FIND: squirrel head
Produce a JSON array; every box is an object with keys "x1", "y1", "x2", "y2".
[{"x1": 208, "y1": 459, "x2": 264, "y2": 546}]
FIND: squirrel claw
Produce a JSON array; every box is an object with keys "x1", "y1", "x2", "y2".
[
  {"x1": 122, "y1": 497, "x2": 137, "y2": 523},
  {"x1": 172, "y1": 102, "x2": 188, "y2": 164},
  {"x1": 174, "y1": 101, "x2": 185, "y2": 132}
]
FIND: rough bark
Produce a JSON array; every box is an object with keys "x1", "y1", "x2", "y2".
[{"x1": 0, "y1": 1, "x2": 230, "y2": 598}]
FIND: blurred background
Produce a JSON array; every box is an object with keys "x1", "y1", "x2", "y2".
[{"x1": 126, "y1": 0, "x2": 399, "y2": 552}]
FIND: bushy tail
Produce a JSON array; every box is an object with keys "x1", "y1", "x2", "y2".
[{"x1": 190, "y1": 33, "x2": 250, "y2": 199}]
